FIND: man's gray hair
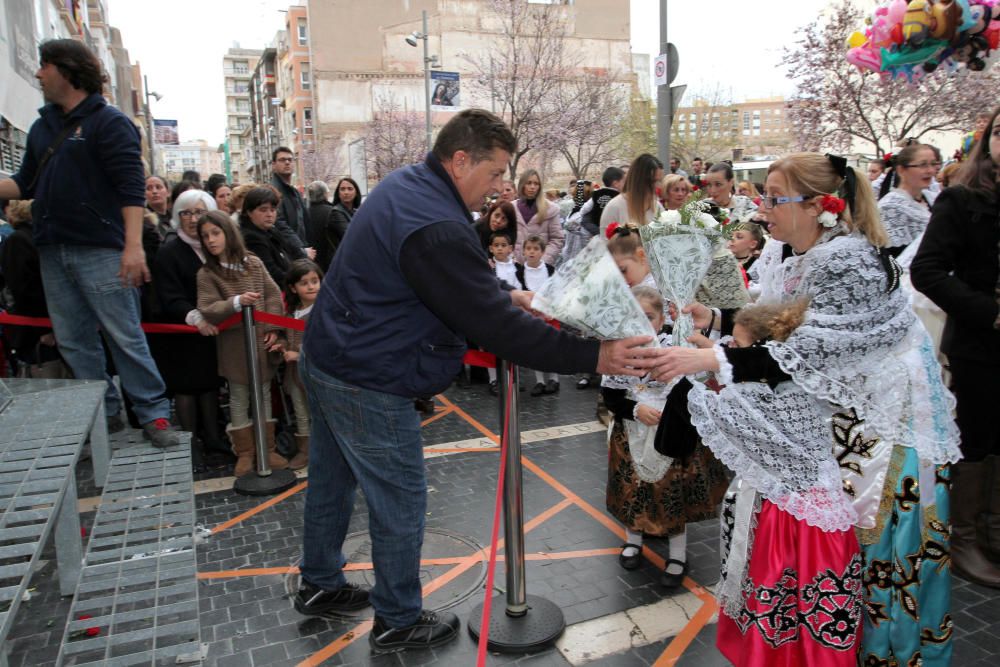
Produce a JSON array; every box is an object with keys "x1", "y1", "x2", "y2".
[{"x1": 307, "y1": 180, "x2": 330, "y2": 204}]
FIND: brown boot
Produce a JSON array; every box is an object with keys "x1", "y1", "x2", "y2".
[
  {"x1": 983, "y1": 456, "x2": 1000, "y2": 563},
  {"x1": 951, "y1": 462, "x2": 1000, "y2": 588},
  {"x1": 287, "y1": 433, "x2": 309, "y2": 470},
  {"x1": 265, "y1": 419, "x2": 289, "y2": 470},
  {"x1": 228, "y1": 423, "x2": 256, "y2": 477}
]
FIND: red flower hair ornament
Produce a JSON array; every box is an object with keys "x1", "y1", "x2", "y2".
[{"x1": 605, "y1": 222, "x2": 620, "y2": 239}]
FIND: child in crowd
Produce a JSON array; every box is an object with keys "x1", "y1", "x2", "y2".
[
  {"x1": 280, "y1": 258, "x2": 324, "y2": 470},
  {"x1": 726, "y1": 222, "x2": 765, "y2": 274},
  {"x1": 195, "y1": 211, "x2": 288, "y2": 476},
  {"x1": 487, "y1": 231, "x2": 520, "y2": 395},
  {"x1": 489, "y1": 231, "x2": 519, "y2": 288},
  {"x1": 517, "y1": 235, "x2": 559, "y2": 396},
  {"x1": 602, "y1": 286, "x2": 728, "y2": 587},
  {"x1": 730, "y1": 298, "x2": 808, "y2": 349},
  {"x1": 607, "y1": 225, "x2": 655, "y2": 290}
]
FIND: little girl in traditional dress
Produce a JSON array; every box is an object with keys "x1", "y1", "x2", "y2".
[{"x1": 601, "y1": 286, "x2": 728, "y2": 587}]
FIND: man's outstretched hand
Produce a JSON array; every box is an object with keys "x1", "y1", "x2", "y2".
[{"x1": 596, "y1": 336, "x2": 658, "y2": 376}]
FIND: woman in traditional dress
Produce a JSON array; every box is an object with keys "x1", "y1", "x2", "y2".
[
  {"x1": 703, "y1": 162, "x2": 758, "y2": 225},
  {"x1": 878, "y1": 143, "x2": 940, "y2": 257},
  {"x1": 647, "y1": 153, "x2": 960, "y2": 667}
]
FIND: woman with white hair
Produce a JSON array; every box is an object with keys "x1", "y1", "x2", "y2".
[{"x1": 149, "y1": 188, "x2": 230, "y2": 472}]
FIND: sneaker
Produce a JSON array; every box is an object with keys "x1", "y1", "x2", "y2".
[
  {"x1": 294, "y1": 580, "x2": 371, "y2": 615},
  {"x1": 530, "y1": 382, "x2": 546, "y2": 396},
  {"x1": 545, "y1": 379, "x2": 560, "y2": 394},
  {"x1": 142, "y1": 418, "x2": 180, "y2": 448},
  {"x1": 106, "y1": 413, "x2": 125, "y2": 433},
  {"x1": 369, "y1": 610, "x2": 460, "y2": 653}
]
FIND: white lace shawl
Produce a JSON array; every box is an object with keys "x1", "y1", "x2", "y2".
[
  {"x1": 878, "y1": 188, "x2": 936, "y2": 248},
  {"x1": 754, "y1": 229, "x2": 960, "y2": 465},
  {"x1": 718, "y1": 195, "x2": 759, "y2": 224},
  {"x1": 688, "y1": 380, "x2": 857, "y2": 532}
]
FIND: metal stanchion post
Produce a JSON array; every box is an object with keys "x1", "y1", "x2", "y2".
[
  {"x1": 467, "y1": 359, "x2": 566, "y2": 651},
  {"x1": 233, "y1": 305, "x2": 297, "y2": 496}
]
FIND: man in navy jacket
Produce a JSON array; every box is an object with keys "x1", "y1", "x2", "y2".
[
  {"x1": 296, "y1": 109, "x2": 657, "y2": 652},
  {"x1": 0, "y1": 39, "x2": 178, "y2": 447}
]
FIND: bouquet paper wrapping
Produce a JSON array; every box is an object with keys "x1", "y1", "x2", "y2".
[
  {"x1": 531, "y1": 236, "x2": 658, "y2": 344},
  {"x1": 639, "y1": 210, "x2": 719, "y2": 347}
]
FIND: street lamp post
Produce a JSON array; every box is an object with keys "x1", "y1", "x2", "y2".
[
  {"x1": 143, "y1": 75, "x2": 162, "y2": 174},
  {"x1": 406, "y1": 10, "x2": 439, "y2": 153}
]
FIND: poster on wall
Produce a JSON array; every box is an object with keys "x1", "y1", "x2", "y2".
[
  {"x1": 153, "y1": 119, "x2": 179, "y2": 145},
  {"x1": 6, "y1": 0, "x2": 36, "y2": 84},
  {"x1": 430, "y1": 71, "x2": 460, "y2": 111}
]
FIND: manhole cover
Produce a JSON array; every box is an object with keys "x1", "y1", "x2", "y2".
[{"x1": 285, "y1": 527, "x2": 487, "y2": 619}]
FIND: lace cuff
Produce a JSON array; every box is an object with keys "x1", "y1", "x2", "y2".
[
  {"x1": 185, "y1": 309, "x2": 204, "y2": 326},
  {"x1": 713, "y1": 345, "x2": 733, "y2": 385}
]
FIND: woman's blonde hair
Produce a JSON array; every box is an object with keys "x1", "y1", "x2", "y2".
[
  {"x1": 660, "y1": 174, "x2": 689, "y2": 203},
  {"x1": 767, "y1": 153, "x2": 887, "y2": 247},
  {"x1": 518, "y1": 169, "x2": 549, "y2": 221},
  {"x1": 737, "y1": 181, "x2": 760, "y2": 198},
  {"x1": 734, "y1": 298, "x2": 810, "y2": 343}
]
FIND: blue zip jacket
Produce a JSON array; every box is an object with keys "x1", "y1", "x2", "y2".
[{"x1": 11, "y1": 93, "x2": 146, "y2": 249}]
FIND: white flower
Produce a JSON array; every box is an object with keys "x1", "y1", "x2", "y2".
[
  {"x1": 658, "y1": 209, "x2": 682, "y2": 225},
  {"x1": 818, "y1": 211, "x2": 839, "y2": 228},
  {"x1": 696, "y1": 212, "x2": 720, "y2": 229}
]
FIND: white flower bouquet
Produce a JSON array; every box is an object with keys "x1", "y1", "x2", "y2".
[
  {"x1": 639, "y1": 198, "x2": 723, "y2": 347},
  {"x1": 531, "y1": 236, "x2": 658, "y2": 344}
]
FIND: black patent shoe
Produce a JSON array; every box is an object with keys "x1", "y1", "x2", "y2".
[
  {"x1": 489, "y1": 381, "x2": 499, "y2": 396},
  {"x1": 369, "y1": 610, "x2": 460, "y2": 653},
  {"x1": 619, "y1": 543, "x2": 643, "y2": 570},
  {"x1": 545, "y1": 379, "x2": 560, "y2": 394},
  {"x1": 530, "y1": 382, "x2": 546, "y2": 396},
  {"x1": 294, "y1": 580, "x2": 371, "y2": 615},
  {"x1": 660, "y1": 559, "x2": 689, "y2": 588}
]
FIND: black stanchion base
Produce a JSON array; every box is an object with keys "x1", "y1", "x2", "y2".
[
  {"x1": 233, "y1": 468, "x2": 298, "y2": 496},
  {"x1": 467, "y1": 594, "x2": 565, "y2": 653}
]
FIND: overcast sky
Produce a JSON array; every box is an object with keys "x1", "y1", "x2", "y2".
[{"x1": 106, "y1": 0, "x2": 830, "y2": 144}]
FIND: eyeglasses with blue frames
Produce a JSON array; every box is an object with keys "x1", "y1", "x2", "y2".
[{"x1": 759, "y1": 195, "x2": 807, "y2": 210}]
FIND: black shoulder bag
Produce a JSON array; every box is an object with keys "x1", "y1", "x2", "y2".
[{"x1": 25, "y1": 117, "x2": 84, "y2": 193}]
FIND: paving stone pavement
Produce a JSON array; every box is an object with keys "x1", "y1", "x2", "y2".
[{"x1": 6, "y1": 374, "x2": 1000, "y2": 666}]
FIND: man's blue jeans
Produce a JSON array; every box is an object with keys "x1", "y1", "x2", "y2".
[
  {"x1": 299, "y1": 352, "x2": 426, "y2": 628},
  {"x1": 38, "y1": 245, "x2": 170, "y2": 424}
]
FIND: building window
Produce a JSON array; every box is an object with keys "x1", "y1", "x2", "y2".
[
  {"x1": 297, "y1": 18, "x2": 308, "y2": 45},
  {"x1": 234, "y1": 60, "x2": 249, "y2": 75},
  {"x1": 236, "y1": 100, "x2": 250, "y2": 113},
  {"x1": 304, "y1": 107, "x2": 313, "y2": 133},
  {"x1": 300, "y1": 62, "x2": 311, "y2": 90}
]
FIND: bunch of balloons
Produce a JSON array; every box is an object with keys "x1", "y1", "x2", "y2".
[{"x1": 845, "y1": 0, "x2": 1000, "y2": 81}]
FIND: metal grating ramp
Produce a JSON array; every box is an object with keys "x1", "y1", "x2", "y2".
[
  {"x1": 0, "y1": 383, "x2": 105, "y2": 645},
  {"x1": 56, "y1": 436, "x2": 203, "y2": 667}
]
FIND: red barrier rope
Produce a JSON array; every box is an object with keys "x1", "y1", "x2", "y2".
[
  {"x1": 0, "y1": 309, "x2": 498, "y2": 368},
  {"x1": 475, "y1": 362, "x2": 513, "y2": 665}
]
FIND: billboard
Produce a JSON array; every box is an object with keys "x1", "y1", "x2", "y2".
[
  {"x1": 153, "y1": 119, "x2": 179, "y2": 145},
  {"x1": 430, "y1": 71, "x2": 460, "y2": 111}
]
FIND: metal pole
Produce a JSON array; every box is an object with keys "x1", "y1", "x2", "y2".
[
  {"x1": 656, "y1": 0, "x2": 671, "y2": 166},
  {"x1": 242, "y1": 304, "x2": 271, "y2": 477},
  {"x1": 498, "y1": 360, "x2": 527, "y2": 616},
  {"x1": 422, "y1": 10, "x2": 433, "y2": 153},
  {"x1": 144, "y1": 75, "x2": 155, "y2": 172}
]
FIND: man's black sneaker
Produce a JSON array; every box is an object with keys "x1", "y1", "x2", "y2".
[
  {"x1": 294, "y1": 580, "x2": 371, "y2": 615},
  {"x1": 369, "y1": 610, "x2": 460, "y2": 652}
]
